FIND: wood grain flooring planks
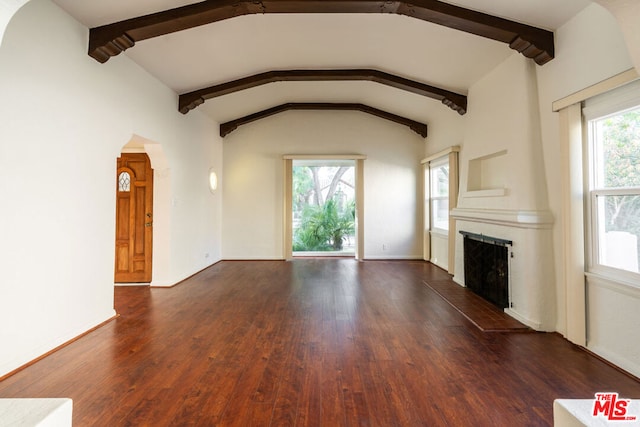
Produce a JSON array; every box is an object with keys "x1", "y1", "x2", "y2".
[{"x1": 0, "y1": 259, "x2": 639, "y2": 426}]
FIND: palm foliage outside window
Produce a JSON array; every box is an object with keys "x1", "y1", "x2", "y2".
[{"x1": 292, "y1": 164, "x2": 355, "y2": 252}]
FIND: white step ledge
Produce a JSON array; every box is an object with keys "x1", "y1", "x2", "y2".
[{"x1": 0, "y1": 398, "x2": 72, "y2": 427}]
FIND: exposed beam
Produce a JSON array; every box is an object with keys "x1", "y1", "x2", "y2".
[
  {"x1": 219, "y1": 103, "x2": 428, "y2": 137},
  {"x1": 89, "y1": 0, "x2": 554, "y2": 65},
  {"x1": 179, "y1": 69, "x2": 467, "y2": 115}
]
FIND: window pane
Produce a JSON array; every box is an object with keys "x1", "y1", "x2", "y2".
[
  {"x1": 593, "y1": 107, "x2": 640, "y2": 189},
  {"x1": 432, "y1": 198, "x2": 449, "y2": 231},
  {"x1": 595, "y1": 194, "x2": 640, "y2": 273},
  {"x1": 118, "y1": 172, "x2": 131, "y2": 192},
  {"x1": 431, "y1": 164, "x2": 449, "y2": 197},
  {"x1": 291, "y1": 163, "x2": 356, "y2": 253}
]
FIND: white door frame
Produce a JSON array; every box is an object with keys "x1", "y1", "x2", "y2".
[{"x1": 283, "y1": 154, "x2": 366, "y2": 260}]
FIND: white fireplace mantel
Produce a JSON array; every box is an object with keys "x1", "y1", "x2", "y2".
[
  {"x1": 451, "y1": 207, "x2": 554, "y2": 229},
  {"x1": 452, "y1": 207, "x2": 557, "y2": 331}
]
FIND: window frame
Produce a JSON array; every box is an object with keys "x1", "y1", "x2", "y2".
[
  {"x1": 282, "y1": 154, "x2": 366, "y2": 261},
  {"x1": 429, "y1": 157, "x2": 450, "y2": 234},
  {"x1": 588, "y1": 189, "x2": 640, "y2": 282},
  {"x1": 584, "y1": 85, "x2": 640, "y2": 285}
]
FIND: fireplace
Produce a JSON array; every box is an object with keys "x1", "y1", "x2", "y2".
[{"x1": 461, "y1": 231, "x2": 512, "y2": 309}]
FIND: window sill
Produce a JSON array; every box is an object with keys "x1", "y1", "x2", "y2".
[
  {"x1": 585, "y1": 271, "x2": 640, "y2": 298},
  {"x1": 429, "y1": 229, "x2": 448, "y2": 237}
]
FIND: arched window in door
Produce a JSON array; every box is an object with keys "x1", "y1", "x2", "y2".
[{"x1": 118, "y1": 171, "x2": 131, "y2": 192}]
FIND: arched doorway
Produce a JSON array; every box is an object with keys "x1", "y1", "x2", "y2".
[{"x1": 115, "y1": 135, "x2": 170, "y2": 285}]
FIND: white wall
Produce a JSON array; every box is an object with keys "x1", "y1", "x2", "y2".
[
  {"x1": 595, "y1": 0, "x2": 640, "y2": 72},
  {"x1": 222, "y1": 110, "x2": 425, "y2": 260},
  {"x1": 449, "y1": 53, "x2": 556, "y2": 330},
  {"x1": 429, "y1": 232, "x2": 449, "y2": 270},
  {"x1": 0, "y1": 0, "x2": 27, "y2": 46},
  {"x1": 536, "y1": 3, "x2": 639, "y2": 375},
  {"x1": 423, "y1": 106, "x2": 467, "y2": 156},
  {"x1": 0, "y1": 0, "x2": 222, "y2": 377},
  {"x1": 586, "y1": 275, "x2": 640, "y2": 377},
  {"x1": 459, "y1": 54, "x2": 550, "y2": 212}
]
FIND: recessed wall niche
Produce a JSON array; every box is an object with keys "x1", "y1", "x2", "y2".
[{"x1": 465, "y1": 150, "x2": 508, "y2": 196}]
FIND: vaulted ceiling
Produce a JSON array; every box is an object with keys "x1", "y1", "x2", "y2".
[{"x1": 53, "y1": 0, "x2": 592, "y2": 134}]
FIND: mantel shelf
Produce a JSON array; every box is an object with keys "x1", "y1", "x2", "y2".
[
  {"x1": 462, "y1": 188, "x2": 506, "y2": 198},
  {"x1": 451, "y1": 207, "x2": 554, "y2": 229}
]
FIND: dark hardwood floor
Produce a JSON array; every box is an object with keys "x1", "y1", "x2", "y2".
[{"x1": 1, "y1": 260, "x2": 639, "y2": 426}]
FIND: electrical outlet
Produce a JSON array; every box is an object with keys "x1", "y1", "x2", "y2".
[{"x1": 382, "y1": 244, "x2": 387, "y2": 251}]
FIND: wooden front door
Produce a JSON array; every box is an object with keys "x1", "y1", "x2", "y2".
[{"x1": 115, "y1": 153, "x2": 153, "y2": 283}]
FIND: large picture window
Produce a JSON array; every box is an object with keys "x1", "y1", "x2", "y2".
[
  {"x1": 587, "y1": 103, "x2": 640, "y2": 279},
  {"x1": 291, "y1": 160, "x2": 356, "y2": 255},
  {"x1": 283, "y1": 155, "x2": 366, "y2": 260}
]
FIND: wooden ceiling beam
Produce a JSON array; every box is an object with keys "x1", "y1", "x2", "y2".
[
  {"x1": 219, "y1": 103, "x2": 428, "y2": 137},
  {"x1": 179, "y1": 69, "x2": 467, "y2": 115},
  {"x1": 89, "y1": 0, "x2": 554, "y2": 65}
]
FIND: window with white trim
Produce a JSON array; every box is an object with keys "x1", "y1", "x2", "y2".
[
  {"x1": 585, "y1": 81, "x2": 640, "y2": 281},
  {"x1": 430, "y1": 159, "x2": 449, "y2": 232}
]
